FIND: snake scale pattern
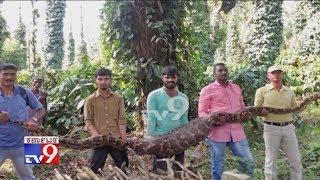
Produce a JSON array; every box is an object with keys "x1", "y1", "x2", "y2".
[{"x1": 9, "y1": 92, "x2": 320, "y2": 157}]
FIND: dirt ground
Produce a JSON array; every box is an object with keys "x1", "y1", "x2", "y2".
[{"x1": 0, "y1": 143, "x2": 211, "y2": 180}]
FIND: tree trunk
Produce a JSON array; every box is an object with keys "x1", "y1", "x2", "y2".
[
  {"x1": 130, "y1": 0, "x2": 171, "y2": 110},
  {"x1": 30, "y1": 0, "x2": 41, "y2": 68}
]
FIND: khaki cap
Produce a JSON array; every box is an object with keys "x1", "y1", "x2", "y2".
[{"x1": 267, "y1": 65, "x2": 283, "y2": 73}]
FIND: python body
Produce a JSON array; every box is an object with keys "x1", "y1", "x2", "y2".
[{"x1": 10, "y1": 92, "x2": 320, "y2": 157}]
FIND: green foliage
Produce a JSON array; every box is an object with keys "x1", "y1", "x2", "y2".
[
  {"x1": 292, "y1": 2, "x2": 309, "y2": 35},
  {"x1": 230, "y1": 65, "x2": 267, "y2": 106},
  {"x1": 29, "y1": 0, "x2": 41, "y2": 69},
  {"x1": 13, "y1": 21, "x2": 27, "y2": 68},
  {"x1": 304, "y1": 142, "x2": 320, "y2": 176},
  {"x1": 0, "y1": 38, "x2": 27, "y2": 69},
  {"x1": 278, "y1": 53, "x2": 320, "y2": 95},
  {"x1": 43, "y1": 0, "x2": 66, "y2": 69},
  {"x1": 225, "y1": 9, "x2": 240, "y2": 63},
  {"x1": 16, "y1": 59, "x2": 97, "y2": 134},
  {"x1": 295, "y1": 12, "x2": 320, "y2": 56},
  {"x1": 0, "y1": 11, "x2": 9, "y2": 54},
  {"x1": 100, "y1": 1, "x2": 214, "y2": 118},
  {"x1": 65, "y1": 31, "x2": 75, "y2": 68},
  {"x1": 245, "y1": 0, "x2": 283, "y2": 66},
  {"x1": 47, "y1": 75, "x2": 94, "y2": 133},
  {"x1": 174, "y1": 1, "x2": 215, "y2": 117},
  {"x1": 77, "y1": 40, "x2": 88, "y2": 65}
]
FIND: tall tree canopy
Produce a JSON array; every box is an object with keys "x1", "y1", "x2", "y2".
[
  {"x1": 77, "y1": 6, "x2": 88, "y2": 64},
  {"x1": 43, "y1": 0, "x2": 66, "y2": 69},
  {"x1": 245, "y1": 0, "x2": 283, "y2": 67},
  {"x1": 65, "y1": 31, "x2": 75, "y2": 68},
  {"x1": 13, "y1": 6, "x2": 27, "y2": 68},
  {"x1": 29, "y1": 0, "x2": 41, "y2": 68},
  {"x1": 101, "y1": 1, "x2": 214, "y2": 117},
  {"x1": 0, "y1": 11, "x2": 9, "y2": 55}
]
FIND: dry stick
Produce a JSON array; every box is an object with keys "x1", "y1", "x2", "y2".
[
  {"x1": 149, "y1": 173, "x2": 167, "y2": 180},
  {"x1": 170, "y1": 159, "x2": 201, "y2": 180},
  {"x1": 185, "y1": 171, "x2": 192, "y2": 180},
  {"x1": 54, "y1": 168, "x2": 65, "y2": 180},
  {"x1": 81, "y1": 166, "x2": 100, "y2": 180},
  {"x1": 108, "y1": 165, "x2": 124, "y2": 180},
  {"x1": 98, "y1": 168, "x2": 108, "y2": 177},
  {"x1": 181, "y1": 170, "x2": 186, "y2": 180},
  {"x1": 127, "y1": 148, "x2": 151, "y2": 180},
  {"x1": 105, "y1": 172, "x2": 118, "y2": 180},
  {"x1": 197, "y1": 170, "x2": 203, "y2": 180},
  {"x1": 137, "y1": 167, "x2": 148, "y2": 180},
  {"x1": 113, "y1": 166, "x2": 130, "y2": 180},
  {"x1": 190, "y1": 160, "x2": 211, "y2": 170},
  {"x1": 75, "y1": 167, "x2": 91, "y2": 179},
  {"x1": 165, "y1": 158, "x2": 175, "y2": 180},
  {"x1": 157, "y1": 157, "x2": 201, "y2": 180},
  {"x1": 62, "y1": 174, "x2": 72, "y2": 180}
]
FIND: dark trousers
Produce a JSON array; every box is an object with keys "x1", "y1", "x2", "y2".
[
  {"x1": 90, "y1": 145, "x2": 128, "y2": 174},
  {"x1": 153, "y1": 152, "x2": 185, "y2": 172}
]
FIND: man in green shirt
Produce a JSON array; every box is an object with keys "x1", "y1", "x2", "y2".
[
  {"x1": 147, "y1": 65, "x2": 189, "y2": 172},
  {"x1": 254, "y1": 65, "x2": 302, "y2": 180}
]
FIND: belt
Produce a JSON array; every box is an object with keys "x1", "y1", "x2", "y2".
[{"x1": 264, "y1": 121, "x2": 292, "y2": 126}]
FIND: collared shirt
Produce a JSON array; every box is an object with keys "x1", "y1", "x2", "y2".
[
  {"x1": 0, "y1": 85, "x2": 43, "y2": 149},
  {"x1": 84, "y1": 90, "x2": 126, "y2": 137},
  {"x1": 147, "y1": 87, "x2": 189, "y2": 136},
  {"x1": 254, "y1": 84, "x2": 298, "y2": 123},
  {"x1": 27, "y1": 89, "x2": 47, "y2": 123},
  {"x1": 198, "y1": 81, "x2": 246, "y2": 142}
]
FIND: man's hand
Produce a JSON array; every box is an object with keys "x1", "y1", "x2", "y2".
[
  {"x1": 240, "y1": 111, "x2": 253, "y2": 121},
  {"x1": 0, "y1": 111, "x2": 9, "y2": 123},
  {"x1": 25, "y1": 120, "x2": 39, "y2": 132},
  {"x1": 119, "y1": 125, "x2": 127, "y2": 140},
  {"x1": 260, "y1": 108, "x2": 269, "y2": 117},
  {"x1": 91, "y1": 132, "x2": 101, "y2": 137}
]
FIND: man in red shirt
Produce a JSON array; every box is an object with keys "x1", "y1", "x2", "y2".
[{"x1": 198, "y1": 63, "x2": 254, "y2": 179}]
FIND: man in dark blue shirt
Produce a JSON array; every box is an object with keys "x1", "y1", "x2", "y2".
[{"x1": 0, "y1": 63, "x2": 46, "y2": 180}]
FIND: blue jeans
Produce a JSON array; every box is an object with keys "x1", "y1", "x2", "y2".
[
  {"x1": 205, "y1": 138, "x2": 254, "y2": 180},
  {"x1": 0, "y1": 146, "x2": 35, "y2": 180}
]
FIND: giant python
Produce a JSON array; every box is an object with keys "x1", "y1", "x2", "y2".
[{"x1": 9, "y1": 92, "x2": 320, "y2": 157}]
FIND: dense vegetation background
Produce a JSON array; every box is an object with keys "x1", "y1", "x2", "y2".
[{"x1": 0, "y1": 0, "x2": 319, "y2": 179}]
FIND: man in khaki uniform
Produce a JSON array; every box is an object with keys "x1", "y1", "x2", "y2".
[
  {"x1": 254, "y1": 65, "x2": 302, "y2": 180},
  {"x1": 84, "y1": 68, "x2": 128, "y2": 174}
]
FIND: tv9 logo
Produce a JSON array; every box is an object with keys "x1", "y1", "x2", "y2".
[
  {"x1": 24, "y1": 136, "x2": 59, "y2": 164},
  {"x1": 148, "y1": 96, "x2": 189, "y2": 121}
]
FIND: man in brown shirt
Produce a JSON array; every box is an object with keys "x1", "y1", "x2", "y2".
[{"x1": 84, "y1": 68, "x2": 128, "y2": 174}]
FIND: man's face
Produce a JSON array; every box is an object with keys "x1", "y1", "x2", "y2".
[
  {"x1": 267, "y1": 70, "x2": 283, "y2": 83},
  {"x1": 0, "y1": 69, "x2": 17, "y2": 87},
  {"x1": 214, "y1": 65, "x2": 228, "y2": 81},
  {"x1": 162, "y1": 74, "x2": 178, "y2": 89},
  {"x1": 95, "y1": 75, "x2": 111, "y2": 91},
  {"x1": 31, "y1": 79, "x2": 43, "y2": 90}
]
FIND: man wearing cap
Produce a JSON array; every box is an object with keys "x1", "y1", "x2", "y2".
[{"x1": 254, "y1": 65, "x2": 302, "y2": 180}]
